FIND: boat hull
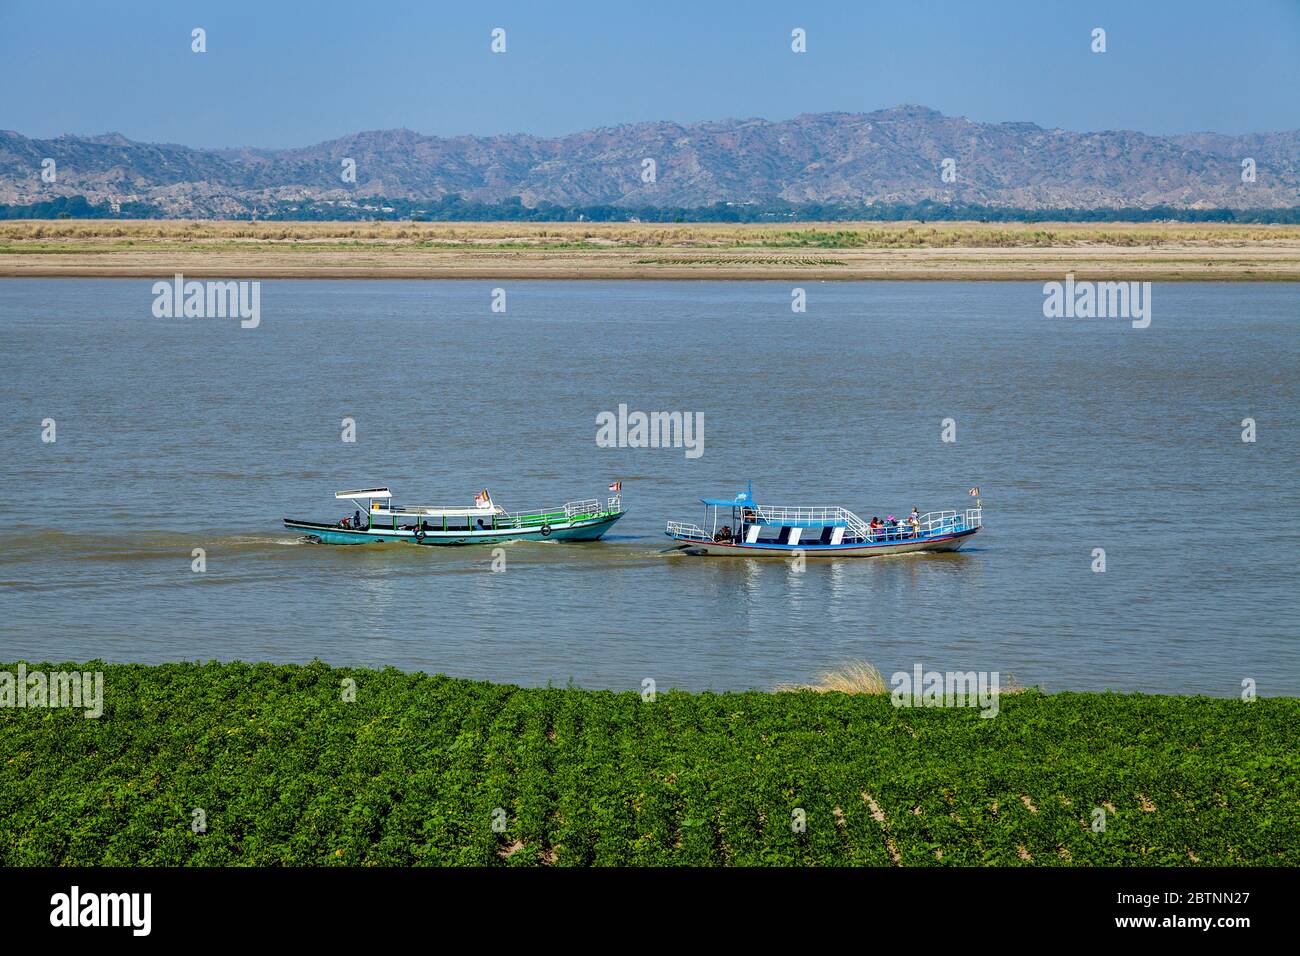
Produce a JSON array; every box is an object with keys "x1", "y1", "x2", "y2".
[
  {"x1": 665, "y1": 526, "x2": 980, "y2": 557},
  {"x1": 286, "y1": 511, "x2": 624, "y2": 545}
]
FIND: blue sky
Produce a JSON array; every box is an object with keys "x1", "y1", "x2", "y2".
[{"x1": 3, "y1": 0, "x2": 1298, "y2": 147}]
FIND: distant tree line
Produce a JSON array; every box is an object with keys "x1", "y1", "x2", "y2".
[
  {"x1": 0, "y1": 195, "x2": 162, "y2": 219},
  {"x1": 4, "y1": 193, "x2": 1300, "y2": 224}
]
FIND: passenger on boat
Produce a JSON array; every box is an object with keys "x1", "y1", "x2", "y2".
[
  {"x1": 354, "y1": 509, "x2": 363, "y2": 530},
  {"x1": 869, "y1": 517, "x2": 882, "y2": 540},
  {"x1": 713, "y1": 525, "x2": 733, "y2": 543},
  {"x1": 908, "y1": 509, "x2": 921, "y2": 537}
]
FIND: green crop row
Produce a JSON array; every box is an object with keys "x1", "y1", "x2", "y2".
[{"x1": 0, "y1": 661, "x2": 1295, "y2": 866}]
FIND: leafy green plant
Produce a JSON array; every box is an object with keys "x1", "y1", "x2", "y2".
[{"x1": 1, "y1": 661, "x2": 1295, "y2": 866}]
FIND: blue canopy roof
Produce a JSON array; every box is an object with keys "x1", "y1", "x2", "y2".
[{"x1": 700, "y1": 482, "x2": 756, "y2": 509}]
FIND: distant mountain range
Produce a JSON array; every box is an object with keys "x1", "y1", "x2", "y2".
[{"x1": 2, "y1": 106, "x2": 1298, "y2": 218}]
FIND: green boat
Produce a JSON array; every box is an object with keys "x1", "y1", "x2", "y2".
[{"x1": 285, "y1": 486, "x2": 626, "y2": 545}]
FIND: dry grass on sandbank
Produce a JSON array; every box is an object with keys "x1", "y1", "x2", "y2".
[
  {"x1": 5, "y1": 218, "x2": 1300, "y2": 249},
  {"x1": 4, "y1": 220, "x2": 1299, "y2": 280},
  {"x1": 777, "y1": 660, "x2": 1026, "y2": 695}
]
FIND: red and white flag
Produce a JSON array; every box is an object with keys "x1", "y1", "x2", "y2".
[
  {"x1": 968, "y1": 487, "x2": 980, "y2": 497},
  {"x1": 608, "y1": 480, "x2": 622, "y2": 493},
  {"x1": 474, "y1": 489, "x2": 491, "y2": 508}
]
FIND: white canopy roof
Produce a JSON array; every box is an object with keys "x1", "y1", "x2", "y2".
[
  {"x1": 390, "y1": 504, "x2": 505, "y2": 517},
  {"x1": 336, "y1": 487, "x2": 392, "y2": 500},
  {"x1": 334, "y1": 486, "x2": 505, "y2": 516}
]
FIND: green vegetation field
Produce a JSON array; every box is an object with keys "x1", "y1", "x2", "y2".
[{"x1": 1, "y1": 661, "x2": 1295, "y2": 866}]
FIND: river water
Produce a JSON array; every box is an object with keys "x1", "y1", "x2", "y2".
[{"x1": 2, "y1": 279, "x2": 1296, "y2": 695}]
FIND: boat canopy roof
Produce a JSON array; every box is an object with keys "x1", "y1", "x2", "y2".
[
  {"x1": 336, "y1": 487, "x2": 391, "y2": 500},
  {"x1": 389, "y1": 504, "x2": 505, "y2": 517},
  {"x1": 700, "y1": 490, "x2": 757, "y2": 508},
  {"x1": 334, "y1": 486, "x2": 505, "y2": 516}
]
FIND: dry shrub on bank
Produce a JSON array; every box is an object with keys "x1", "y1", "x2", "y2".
[
  {"x1": 776, "y1": 661, "x2": 889, "y2": 694},
  {"x1": 777, "y1": 660, "x2": 1027, "y2": 695}
]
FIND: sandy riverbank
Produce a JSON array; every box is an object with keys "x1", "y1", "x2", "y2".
[{"x1": 3, "y1": 220, "x2": 1299, "y2": 280}]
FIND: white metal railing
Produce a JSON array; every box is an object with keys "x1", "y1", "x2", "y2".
[
  {"x1": 752, "y1": 505, "x2": 841, "y2": 523},
  {"x1": 499, "y1": 506, "x2": 549, "y2": 519},
  {"x1": 919, "y1": 510, "x2": 958, "y2": 535},
  {"x1": 753, "y1": 505, "x2": 871, "y2": 540},
  {"x1": 840, "y1": 510, "x2": 870, "y2": 540},
  {"x1": 666, "y1": 521, "x2": 709, "y2": 540},
  {"x1": 494, "y1": 498, "x2": 619, "y2": 527},
  {"x1": 495, "y1": 505, "x2": 567, "y2": 529},
  {"x1": 922, "y1": 508, "x2": 982, "y2": 531},
  {"x1": 862, "y1": 508, "x2": 983, "y2": 541}
]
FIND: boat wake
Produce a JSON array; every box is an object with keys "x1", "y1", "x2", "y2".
[{"x1": 0, "y1": 528, "x2": 308, "y2": 564}]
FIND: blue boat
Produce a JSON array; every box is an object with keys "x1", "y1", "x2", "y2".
[
  {"x1": 665, "y1": 483, "x2": 982, "y2": 557},
  {"x1": 286, "y1": 486, "x2": 625, "y2": 545}
]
